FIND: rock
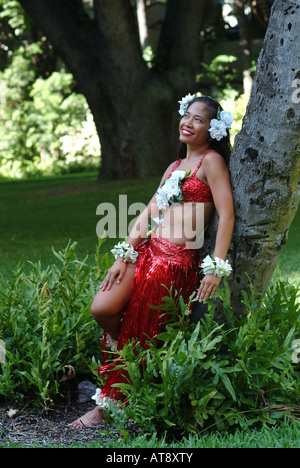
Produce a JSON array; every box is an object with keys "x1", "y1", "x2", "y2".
[{"x1": 77, "y1": 381, "x2": 97, "y2": 403}]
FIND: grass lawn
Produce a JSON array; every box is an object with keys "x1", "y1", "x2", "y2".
[
  {"x1": 0, "y1": 173, "x2": 160, "y2": 278},
  {"x1": 0, "y1": 173, "x2": 299, "y2": 284},
  {"x1": 2, "y1": 418, "x2": 299, "y2": 448}
]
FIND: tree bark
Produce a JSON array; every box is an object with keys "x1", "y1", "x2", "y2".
[
  {"x1": 210, "y1": 0, "x2": 300, "y2": 311},
  {"x1": 18, "y1": 0, "x2": 208, "y2": 178}
]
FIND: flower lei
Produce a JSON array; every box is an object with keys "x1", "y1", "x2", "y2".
[
  {"x1": 200, "y1": 255, "x2": 232, "y2": 278},
  {"x1": 178, "y1": 93, "x2": 234, "y2": 141},
  {"x1": 147, "y1": 168, "x2": 191, "y2": 236},
  {"x1": 111, "y1": 241, "x2": 138, "y2": 263},
  {"x1": 209, "y1": 108, "x2": 233, "y2": 141},
  {"x1": 178, "y1": 93, "x2": 196, "y2": 116},
  {"x1": 92, "y1": 388, "x2": 120, "y2": 412},
  {"x1": 156, "y1": 169, "x2": 191, "y2": 210}
]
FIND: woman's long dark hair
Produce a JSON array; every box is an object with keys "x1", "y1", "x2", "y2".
[{"x1": 178, "y1": 96, "x2": 232, "y2": 165}]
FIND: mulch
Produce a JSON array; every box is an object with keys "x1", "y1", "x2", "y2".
[{"x1": 0, "y1": 400, "x2": 133, "y2": 448}]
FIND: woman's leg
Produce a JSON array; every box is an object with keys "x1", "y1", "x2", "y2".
[
  {"x1": 91, "y1": 263, "x2": 136, "y2": 340},
  {"x1": 68, "y1": 264, "x2": 136, "y2": 429}
]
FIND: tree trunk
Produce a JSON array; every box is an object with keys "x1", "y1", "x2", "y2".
[
  {"x1": 219, "y1": 0, "x2": 300, "y2": 310},
  {"x1": 18, "y1": 0, "x2": 207, "y2": 178},
  {"x1": 91, "y1": 80, "x2": 179, "y2": 178}
]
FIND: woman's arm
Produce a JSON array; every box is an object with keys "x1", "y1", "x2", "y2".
[
  {"x1": 197, "y1": 153, "x2": 235, "y2": 302},
  {"x1": 101, "y1": 162, "x2": 176, "y2": 290},
  {"x1": 126, "y1": 161, "x2": 175, "y2": 248}
]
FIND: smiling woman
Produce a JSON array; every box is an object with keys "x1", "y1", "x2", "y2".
[
  {"x1": 69, "y1": 94, "x2": 235, "y2": 428},
  {"x1": 178, "y1": 96, "x2": 232, "y2": 164}
]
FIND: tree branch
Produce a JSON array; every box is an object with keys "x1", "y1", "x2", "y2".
[
  {"x1": 18, "y1": 0, "x2": 98, "y2": 88},
  {"x1": 18, "y1": 0, "x2": 147, "y2": 94}
]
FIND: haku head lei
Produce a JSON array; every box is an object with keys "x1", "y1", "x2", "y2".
[{"x1": 178, "y1": 93, "x2": 234, "y2": 141}]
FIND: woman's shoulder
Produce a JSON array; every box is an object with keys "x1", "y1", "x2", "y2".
[
  {"x1": 203, "y1": 150, "x2": 227, "y2": 168},
  {"x1": 202, "y1": 150, "x2": 230, "y2": 183},
  {"x1": 204, "y1": 150, "x2": 223, "y2": 160}
]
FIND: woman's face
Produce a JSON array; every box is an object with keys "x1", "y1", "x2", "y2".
[{"x1": 179, "y1": 101, "x2": 212, "y2": 147}]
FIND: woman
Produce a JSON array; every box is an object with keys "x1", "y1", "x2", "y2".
[{"x1": 69, "y1": 94, "x2": 235, "y2": 428}]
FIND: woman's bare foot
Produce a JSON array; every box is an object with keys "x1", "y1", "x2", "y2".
[{"x1": 68, "y1": 406, "x2": 105, "y2": 428}]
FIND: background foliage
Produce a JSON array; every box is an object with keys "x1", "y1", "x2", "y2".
[
  {"x1": 0, "y1": 0, "x2": 298, "y2": 444},
  {"x1": 0, "y1": 238, "x2": 298, "y2": 437},
  {"x1": 0, "y1": 0, "x2": 101, "y2": 179},
  {"x1": 0, "y1": 239, "x2": 112, "y2": 404},
  {"x1": 0, "y1": 0, "x2": 258, "y2": 179},
  {"x1": 0, "y1": 45, "x2": 100, "y2": 178},
  {"x1": 110, "y1": 277, "x2": 299, "y2": 436}
]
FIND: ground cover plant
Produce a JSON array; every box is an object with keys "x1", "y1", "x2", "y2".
[
  {"x1": 0, "y1": 239, "x2": 298, "y2": 433},
  {"x1": 106, "y1": 277, "x2": 299, "y2": 437},
  {"x1": 0, "y1": 176, "x2": 299, "y2": 447},
  {"x1": 0, "y1": 239, "x2": 111, "y2": 404}
]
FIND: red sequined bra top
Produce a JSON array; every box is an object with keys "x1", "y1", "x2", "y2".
[{"x1": 168, "y1": 151, "x2": 214, "y2": 203}]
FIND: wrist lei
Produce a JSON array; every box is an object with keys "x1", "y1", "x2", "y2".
[
  {"x1": 111, "y1": 241, "x2": 138, "y2": 263},
  {"x1": 200, "y1": 255, "x2": 232, "y2": 278}
]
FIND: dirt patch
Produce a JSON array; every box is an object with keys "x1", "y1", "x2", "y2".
[{"x1": 0, "y1": 400, "x2": 134, "y2": 448}]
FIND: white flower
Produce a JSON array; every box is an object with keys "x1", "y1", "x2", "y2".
[
  {"x1": 214, "y1": 257, "x2": 232, "y2": 277},
  {"x1": 7, "y1": 408, "x2": 18, "y2": 419},
  {"x1": 220, "y1": 110, "x2": 234, "y2": 129},
  {"x1": 200, "y1": 255, "x2": 216, "y2": 275},
  {"x1": 170, "y1": 170, "x2": 187, "y2": 182},
  {"x1": 111, "y1": 241, "x2": 128, "y2": 259},
  {"x1": 178, "y1": 93, "x2": 195, "y2": 116},
  {"x1": 91, "y1": 388, "x2": 103, "y2": 406},
  {"x1": 111, "y1": 242, "x2": 138, "y2": 263},
  {"x1": 92, "y1": 388, "x2": 120, "y2": 411},
  {"x1": 92, "y1": 389, "x2": 112, "y2": 410},
  {"x1": 156, "y1": 187, "x2": 170, "y2": 210},
  {"x1": 123, "y1": 244, "x2": 138, "y2": 263},
  {"x1": 200, "y1": 255, "x2": 232, "y2": 278},
  {"x1": 111, "y1": 242, "x2": 125, "y2": 259},
  {"x1": 162, "y1": 177, "x2": 181, "y2": 198},
  {"x1": 156, "y1": 169, "x2": 190, "y2": 213},
  {"x1": 208, "y1": 119, "x2": 228, "y2": 141}
]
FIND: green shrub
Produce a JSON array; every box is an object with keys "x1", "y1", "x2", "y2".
[
  {"x1": 1, "y1": 237, "x2": 299, "y2": 434},
  {"x1": 109, "y1": 278, "x2": 300, "y2": 436},
  {"x1": 0, "y1": 239, "x2": 112, "y2": 405},
  {"x1": 0, "y1": 44, "x2": 101, "y2": 179}
]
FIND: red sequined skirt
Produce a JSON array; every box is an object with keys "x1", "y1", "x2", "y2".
[{"x1": 98, "y1": 236, "x2": 201, "y2": 402}]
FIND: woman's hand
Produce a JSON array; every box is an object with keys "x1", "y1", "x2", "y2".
[
  {"x1": 197, "y1": 274, "x2": 221, "y2": 303},
  {"x1": 100, "y1": 258, "x2": 128, "y2": 291}
]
